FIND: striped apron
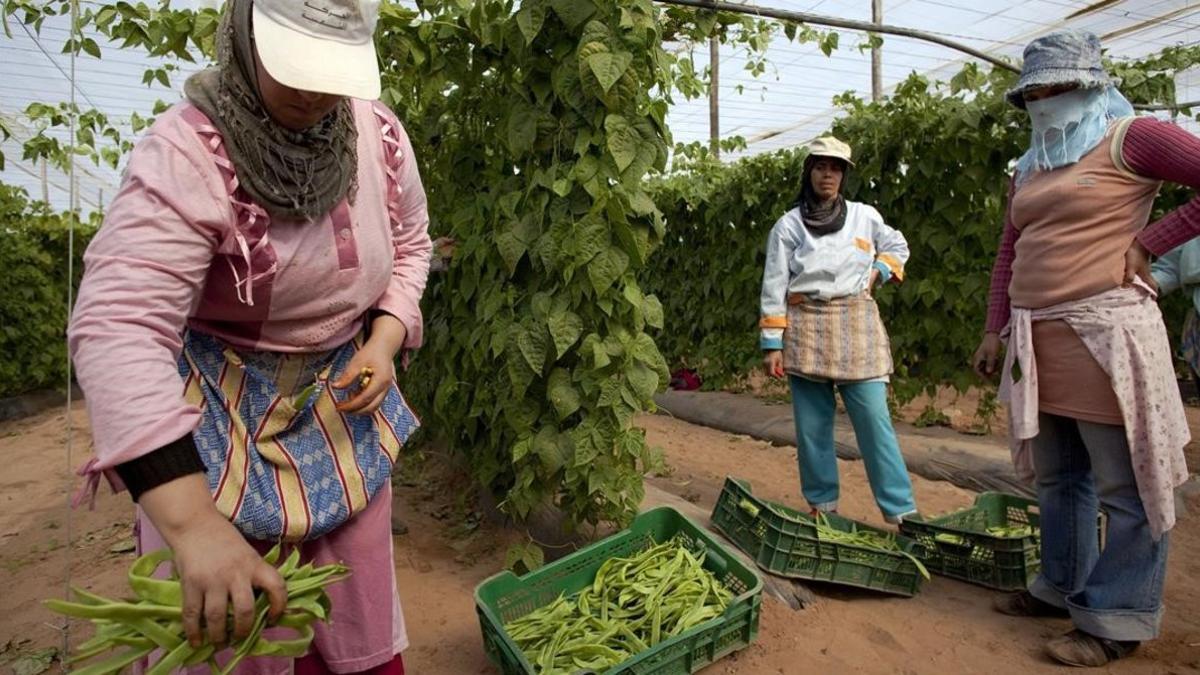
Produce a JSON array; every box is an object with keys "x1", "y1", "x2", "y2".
[
  {"x1": 782, "y1": 292, "x2": 894, "y2": 382},
  {"x1": 179, "y1": 329, "x2": 418, "y2": 542}
]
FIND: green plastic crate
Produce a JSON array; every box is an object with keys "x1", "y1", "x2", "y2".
[
  {"x1": 474, "y1": 506, "x2": 763, "y2": 675},
  {"x1": 899, "y1": 492, "x2": 1043, "y2": 590},
  {"x1": 710, "y1": 477, "x2": 927, "y2": 597}
]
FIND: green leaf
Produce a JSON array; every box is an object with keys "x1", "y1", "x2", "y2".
[
  {"x1": 631, "y1": 333, "x2": 663, "y2": 368},
  {"x1": 550, "y1": 0, "x2": 597, "y2": 30},
  {"x1": 547, "y1": 368, "x2": 581, "y2": 419},
  {"x1": 598, "y1": 377, "x2": 623, "y2": 407},
  {"x1": 507, "y1": 341, "x2": 535, "y2": 398},
  {"x1": 643, "y1": 295, "x2": 664, "y2": 330},
  {"x1": 517, "y1": 324, "x2": 549, "y2": 374},
  {"x1": 10, "y1": 648, "x2": 56, "y2": 675},
  {"x1": 505, "y1": 542, "x2": 544, "y2": 573},
  {"x1": 434, "y1": 379, "x2": 459, "y2": 413},
  {"x1": 154, "y1": 69, "x2": 171, "y2": 88},
  {"x1": 572, "y1": 427, "x2": 599, "y2": 467},
  {"x1": 193, "y1": 12, "x2": 219, "y2": 39},
  {"x1": 592, "y1": 340, "x2": 612, "y2": 369},
  {"x1": 572, "y1": 216, "x2": 609, "y2": 263},
  {"x1": 573, "y1": 128, "x2": 592, "y2": 156},
  {"x1": 604, "y1": 114, "x2": 640, "y2": 172},
  {"x1": 506, "y1": 104, "x2": 539, "y2": 155},
  {"x1": 512, "y1": 438, "x2": 531, "y2": 462},
  {"x1": 522, "y1": 544, "x2": 545, "y2": 572},
  {"x1": 496, "y1": 231, "x2": 526, "y2": 275},
  {"x1": 627, "y1": 362, "x2": 660, "y2": 400},
  {"x1": 586, "y1": 247, "x2": 629, "y2": 295},
  {"x1": 81, "y1": 38, "x2": 101, "y2": 58},
  {"x1": 547, "y1": 310, "x2": 583, "y2": 358},
  {"x1": 534, "y1": 427, "x2": 566, "y2": 473},
  {"x1": 515, "y1": 1, "x2": 546, "y2": 45},
  {"x1": 627, "y1": 189, "x2": 657, "y2": 216},
  {"x1": 587, "y1": 51, "x2": 632, "y2": 94}
]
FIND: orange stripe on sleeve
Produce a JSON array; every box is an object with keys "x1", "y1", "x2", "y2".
[{"x1": 877, "y1": 254, "x2": 905, "y2": 282}]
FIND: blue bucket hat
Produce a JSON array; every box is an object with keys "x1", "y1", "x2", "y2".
[{"x1": 1006, "y1": 29, "x2": 1117, "y2": 109}]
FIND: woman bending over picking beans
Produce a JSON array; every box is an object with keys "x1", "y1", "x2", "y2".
[
  {"x1": 69, "y1": 0, "x2": 431, "y2": 672},
  {"x1": 972, "y1": 29, "x2": 1196, "y2": 667},
  {"x1": 759, "y1": 136, "x2": 919, "y2": 525}
]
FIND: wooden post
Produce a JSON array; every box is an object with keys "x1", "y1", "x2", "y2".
[
  {"x1": 871, "y1": 0, "x2": 883, "y2": 102},
  {"x1": 709, "y1": 34, "x2": 720, "y2": 158}
]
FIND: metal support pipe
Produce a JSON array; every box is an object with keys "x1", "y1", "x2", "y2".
[
  {"x1": 654, "y1": 0, "x2": 1019, "y2": 73},
  {"x1": 652, "y1": 0, "x2": 1197, "y2": 112}
]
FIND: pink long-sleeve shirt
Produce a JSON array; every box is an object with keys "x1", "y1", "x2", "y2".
[
  {"x1": 69, "y1": 98, "x2": 432, "y2": 482},
  {"x1": 986, "y1": 117, "x2": 1200, "y2": 332}
]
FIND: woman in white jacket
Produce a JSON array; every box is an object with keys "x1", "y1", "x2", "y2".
[{"x1": 760, "y1": 136, "x2": 918, "y2": 523}]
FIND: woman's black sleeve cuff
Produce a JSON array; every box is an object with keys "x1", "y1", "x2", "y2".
[{"x1": 114, "y1": 435, "x2": 205, "y2": 502}]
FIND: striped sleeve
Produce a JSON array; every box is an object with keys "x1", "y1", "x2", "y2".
[
  {"x1": 1125, "y1": 117, "x2": 1200, "y2": 256},
  {"x1": 985, "y1": 179, "x2": 1019, "y2": 334}
]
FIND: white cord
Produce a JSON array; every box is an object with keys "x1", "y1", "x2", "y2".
[{"x1": 60, "y1": 0, "x2": 80, "y2": 669}]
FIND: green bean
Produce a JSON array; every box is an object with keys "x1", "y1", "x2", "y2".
[
  {"x1": 293, "y1": 383, "x2": 319, "y2": 408},
  {"x1": 986, "y1": 525, "x2": 1035, "y2": 538},
  {"x1": 503, "y1": 537, "x2": 734, "y2": 674},
  {"x1": 813, "y1": 513, "x2": 931, "y2": 581},
  {"x1": 70, "y1": 646, "x2": 155, "y2": 675},
  {"x1": 45, "y1": 544, "x2": 350, "y2": 674}
]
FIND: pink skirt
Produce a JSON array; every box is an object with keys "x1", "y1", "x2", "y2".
[{"x1": 134, "y1": 484, "x2": 407, "y2": 675}]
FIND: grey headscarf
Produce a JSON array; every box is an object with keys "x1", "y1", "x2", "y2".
[
  {"x1": 184, "y1": 0, "x2": 358, "y2": 221},
  {"x1": 794, "y1": 154, "x2": 847, "y2": 236}
]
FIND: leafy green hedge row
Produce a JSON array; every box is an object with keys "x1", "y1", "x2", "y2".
[{"x1": 0, "y1": 184, "x2": 95, "y2": 398}]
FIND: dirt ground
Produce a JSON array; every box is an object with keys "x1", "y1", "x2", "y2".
[
  {"x1": 741, "y1": 374, "x2": 1200, "y2": 471},
  {"x1": 1, "y1": 404, "x2": 1198, "y2": 674}
]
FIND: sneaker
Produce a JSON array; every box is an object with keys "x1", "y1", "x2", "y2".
[
  {"x1": 993, "y1": 590, "x2": 1070, "y2": 618},
  {"x1": 1046, "y1": 630, "x2": 1139, "y2": 667},
  {"x1": 884, "y1": 510, "x2": 919, "y2": 525}
]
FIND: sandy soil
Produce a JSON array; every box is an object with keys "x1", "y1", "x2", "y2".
[{"x1": 1, "y1": 404, "x2": 1198, "y2": 674}]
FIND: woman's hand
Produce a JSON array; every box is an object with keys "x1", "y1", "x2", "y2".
[
  {"x1": 139, "y1": 475, "x2": 287, "y2": 648},
  {"x1": 1124, "y1": 240, "x2": 1153, "y2": 287},
  {"x1": 972, "y1": 332, "x2": 1003, "y2": 379},
  {"x1": 866, "y1": 267, "x2": 881, "y2": 297},
  {"x1": 333, "y1": 314, "x2": 408, "y2": 415},
  {"x1": 763, "y1": 351, "x2": 785, "y2": 379}
]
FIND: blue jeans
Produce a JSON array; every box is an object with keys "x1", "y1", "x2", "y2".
[
  {"x1": 789, "y1": 376, "x2": 916, "y2": 519},
  {"x1": 1030, "y1": 413, "x2": 1169, "y2": 641}
]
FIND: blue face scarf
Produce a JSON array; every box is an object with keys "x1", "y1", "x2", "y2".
[{"x1": 1015, "y1": 86, "x2": 1135, "y2": 182}]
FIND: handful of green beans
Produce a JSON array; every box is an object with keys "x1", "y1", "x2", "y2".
[
  {"x1": 812, "y1": 513, "x2": 930, "y2": 580},
  {"x1": 503, "y1": 538, "x2": 734, "y2": 674},
  {"x1": 45, "y1": 546, "x2": 348, "y2": 675},
  {"x1": 986, "y1": 524, "x2": 1036, "y2": 538}
]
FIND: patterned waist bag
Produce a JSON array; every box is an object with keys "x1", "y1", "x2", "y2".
[{"x1": 179, "y1": 329, "x2": 418, "y2": 542}]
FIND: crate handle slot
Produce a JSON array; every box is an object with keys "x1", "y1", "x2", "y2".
[{"x1": 706, "y1": 546, "x2": 730, "y2": 577}]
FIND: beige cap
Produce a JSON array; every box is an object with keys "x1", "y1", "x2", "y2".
[
  {"x1": 807, "y1": 136, "x2": 855, "y2": 167},
  {"x1": 253, "y1": 0, "x2": 382, "y2": 100}
]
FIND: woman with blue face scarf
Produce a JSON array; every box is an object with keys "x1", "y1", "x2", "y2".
[{"x1": 972, "y1": 30, "x2": 1200, "y2": 667}]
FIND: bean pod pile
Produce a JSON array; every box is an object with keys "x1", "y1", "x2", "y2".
[
  {"x1": 504, "y1": 538, "x2": 734, "y2": 674},
  {"x1": 46, "y1": 546, "x2": 348, "y2": 675},
  {"x1": 811, "y1": 512, "x2": 931, "y2": 580}
]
